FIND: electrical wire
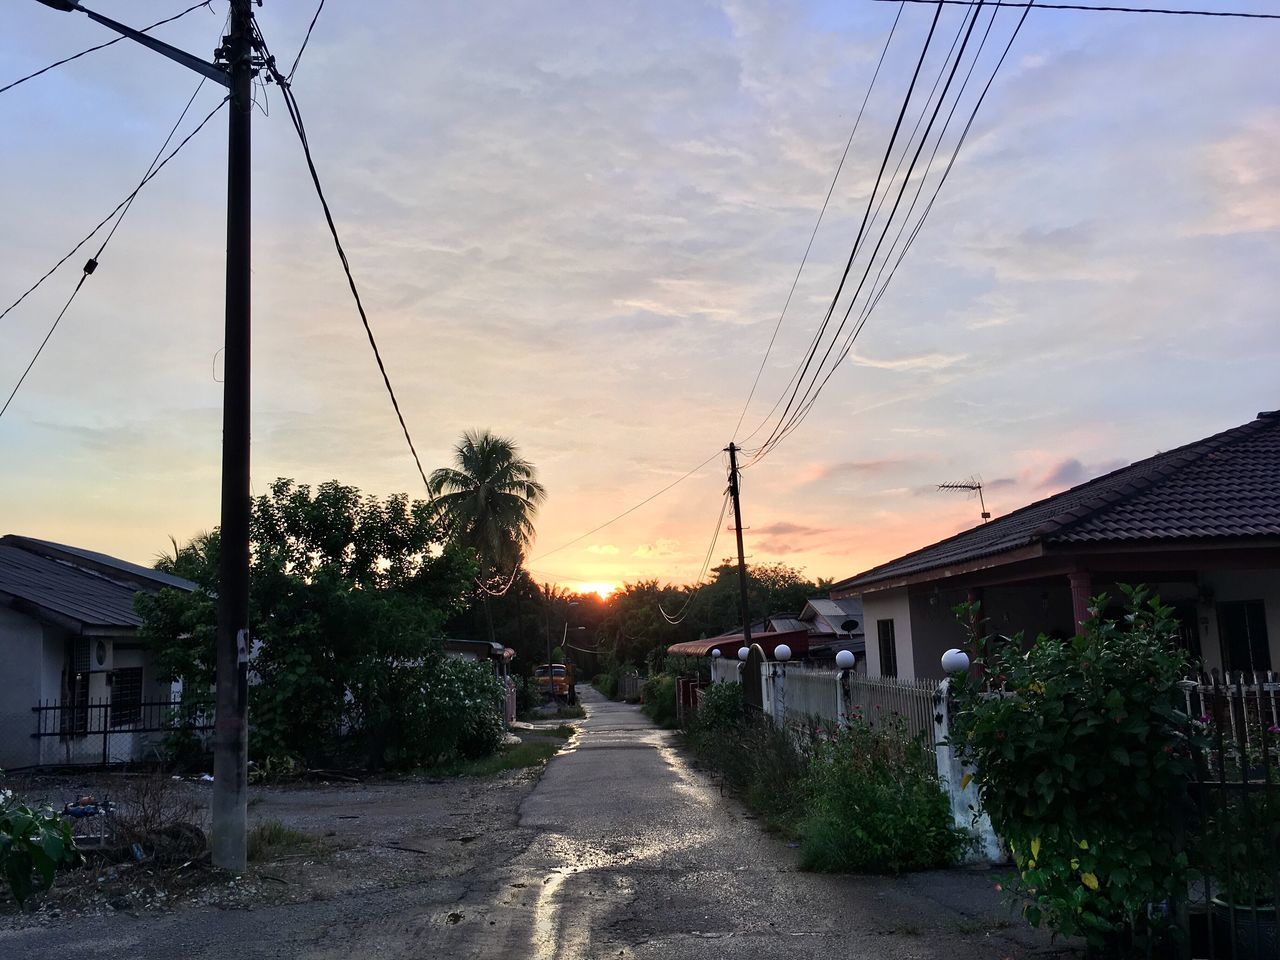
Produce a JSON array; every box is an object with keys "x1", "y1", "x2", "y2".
[
  {"x1": 760, "y1": 3, "x2": 1034, "y2": 457},
  {"x1": 1, "y1": 91, "x2": 228, "y2": 421},
  {"x1": 659, "y1": 489, "x2": 731, "y2": 625},
  {"x1": 527, "y1": 450, "x2": 723, "y2": 564},
  {"x1": 731, "y1": 1, "x2": 905, "y2": 443},
  {"x1": 875, "y1": 0, "x2": 1280, "y2": 19},
  {"x1": 753, "y1": 1, "x2": 995, "y2": 460},
  {"x1": 741, "y1": 2, "x2": 947, "y2": 462},
  {"x1": 286, "y1": 0, "x2": 326, "y2": 82},
  {"x1": 259, "y1": 49, "x2": 435, "y2": 502},
  {"x1": 1, "y1": 0, "x2": 215, "y2": 96}
]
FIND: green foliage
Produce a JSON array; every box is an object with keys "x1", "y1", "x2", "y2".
[
  {"x1": 247, "y1": 819, "x2": 315, "y2": 862},
  {"x1": 1201, "y1": 793, "x2": 1280, "y2": 908},
  {"x1": 0, "y1": 785, "x2": 82, "y2": 905},
  {"x1": 440, "y1": 739, "x2": 561, "y2": 777},
  {"x1": 685, "y1": 691, "x2": 807, "y2": 831},
  {"x1": 641, "y1": 674, "x2": 678, "y2": 728},
  {"x1": 800, "y1": 719, "x2": 966, "y2": 873},
  {"x1": 137, "y1": 480, "x2": 489, "y2": 770},
  {"x1": 949, "y1": 586, "x2": 1197, "y2": 947},
  {"x1": 514, "y1": 674, "x2": 546, "y2": 717},
  {"x1": 387, "y1": 657, "x2": 507, "y2": 767}
]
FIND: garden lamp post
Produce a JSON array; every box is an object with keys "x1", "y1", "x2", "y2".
[{"x1": 941, "y1": 648, "x2": 971, "y2": 674}]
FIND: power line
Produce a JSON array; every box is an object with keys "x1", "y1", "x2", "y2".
[
  {"x1": 754, "y1": 1, "x2": 1002, "y2": 459},
  {"x1": 742, "y1": 2, "x2": 947, "y2": 462},
  {"x1": 528, "y1": 451, "x2": 723, "y2": 563},
  {"x1": 0, "y1": 0, "x2": 214, "y2": 96},
  {"x1": 769, "y1": 2, "x2": 1035, "y2": 454},
  {"x1": 286, "y1": 0, "x2": 326, "y2": 82},
  {"x1": 1, "y1": 92, "x2": 229, "y2": 420},
  {"x1": 732, "y1": 1, "x2": 905, "y2": 443},
  {"x1": 660, "y1": 489, "x2": 731, "y2": 625},
  {"x1": 260, "y1": 49, "x2": 435, "y2": 498},
  {"x1": 874, "y1": 0, "x2": 1280, "y2": 19}
]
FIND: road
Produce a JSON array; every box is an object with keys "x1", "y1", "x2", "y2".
[{"x1": 2, "y1": 688, "x2": 1074, "y2": 959}]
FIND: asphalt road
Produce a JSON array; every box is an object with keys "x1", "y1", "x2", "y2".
[{"x1": 1, "y1": 688, "x2": 1076, "y2": 959}]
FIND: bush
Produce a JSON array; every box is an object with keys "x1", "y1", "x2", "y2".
[
  {"x1": 375, "y1": 656, "x2": 506, "y2": 768},
  {"x1": 641, "y1": 674, "x2": 678, "y2": 728},
  {"x1": 800, "y1": 719, "x2": 966, "y2": 873},
  {"x1": 950, "y1": 587, "x2": 1196, "y2": 948},
  {"x1": 515, "y1": 674, "x2": 546, "y2": 717},
  {"x1": 687, "y1": 686, "x2": 808, "y2": 832},
  {"x1": 0, "y1": 784, "x2": 82, "y2": 905}
]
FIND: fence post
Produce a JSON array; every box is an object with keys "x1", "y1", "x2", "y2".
[
  {"x1": 101, "y1": 700, "x2": 109, "y2": 766},
  {"x1": 933, "y1": 678, "x2": 1003, "y2": 864}
]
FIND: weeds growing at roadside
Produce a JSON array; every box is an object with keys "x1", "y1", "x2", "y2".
[{"x1": 246, "y1": 820, "x2": 315, "y2": 863}]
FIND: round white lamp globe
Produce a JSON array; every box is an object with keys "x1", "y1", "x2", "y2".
[
  {"x1": 711, "y1": 649, "x2": 721, "y2": 659},
  {"x1": 941, "y1": 648, "x2": 970, "y2": 674},
  {"x1": 737, "y1": 647, "x2": 750, "y2": 661},
  {"x1": 835, "y1": 649, "x2": 856, "y2": 670},
  {"x1": 774, "y1": 644, "x2": 792, "y2": 662}
]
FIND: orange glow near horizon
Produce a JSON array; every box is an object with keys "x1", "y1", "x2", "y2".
[{"x1": 574, "y1": 581, "x2": 619, "y2": 600}]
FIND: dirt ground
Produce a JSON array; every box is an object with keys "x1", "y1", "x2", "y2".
[{"x1": 1, "y1": 726, "x2": 563, "y2": 929}]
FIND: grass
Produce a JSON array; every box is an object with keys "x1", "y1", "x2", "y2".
[
  {"x1": 551, "y1": 723, "x2": 576, "y2": 739},
  {"x1": 546, "y1": 704, "x2": 586, "y2": 719},
  {"x1": 247, "y1": 819, "x2": 315, "y2": 862},
  {"x1": 444, "y1": 741, "x2": 562, "y2": 777}
]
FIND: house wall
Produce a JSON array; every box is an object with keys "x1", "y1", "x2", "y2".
[
  {"x1": 1198, "y1": 569, "x2": 1280, "y2": 674},
  {"x1": 862, "y1": 588, "x2": 915, "y2": 679},
  {"x1": 0, "y1": 606, "x2": 44, "y2": 769}
]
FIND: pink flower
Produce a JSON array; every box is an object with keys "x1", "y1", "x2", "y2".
[
  {"x1": 1268, "y1": 725, "x2": 1280, "y2": 735},
  {"x1": 994, "y1": 883, "x2": 1002, "y2": 892}
]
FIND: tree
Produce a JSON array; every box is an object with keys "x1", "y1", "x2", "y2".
[
  {"x1": 136, "y1": 479, "x2": 483, "y2": 768},
  {"x1": 428, "y1": 430, "x2": 546, "y2": 639}
]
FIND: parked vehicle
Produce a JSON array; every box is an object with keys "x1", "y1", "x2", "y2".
[{"x1": 534, "y1": 663, "x2": 576, "y2": 704}]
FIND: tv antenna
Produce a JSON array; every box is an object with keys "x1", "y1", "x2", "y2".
[{"x1": 938, "y1": 477, "x2": 990, "y2": 522}]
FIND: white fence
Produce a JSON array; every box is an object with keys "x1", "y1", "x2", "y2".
[{"x1": 710, "y1": 658, "x2": 740, "y2": 685}]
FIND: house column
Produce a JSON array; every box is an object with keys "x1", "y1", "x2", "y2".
[{"x1": 1068, "y1": 570, "x2": 1093, "y2": 633}]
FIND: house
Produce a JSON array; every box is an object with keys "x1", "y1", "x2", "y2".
[
  {"x1": 0, "y1": 535, "x2": 195, "y2": 768},
  {"x1": 832, "y1": 411, "x2": 1280, "y2": 682}
]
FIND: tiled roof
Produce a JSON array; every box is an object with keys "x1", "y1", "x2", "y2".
[
  {"x1": 0, "y1": 537, "x2": 194, "y2": 631},
  {"x1": 835, "y1": 411, "x2": 1280, "y2": 592}
]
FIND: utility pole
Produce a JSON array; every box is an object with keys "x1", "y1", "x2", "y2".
[
  {"x1": 32, "y1": 0, "x2": 255, "y2": 874},
  {"x1": 726, "y1": 442, "x2": 751, "y2": 647},
  {"x1": 211, "y1": 0, "x2": 254, "y2": 874}
]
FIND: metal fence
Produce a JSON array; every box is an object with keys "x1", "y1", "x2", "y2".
[
  {"x1": 618, "y1": 672, "x2": 644, "y2": 701},
  {"x1": 31, "y1": 698, "x2": 213, "y2": 767},
  {"x1": 1178, "y1": 672, "x2": 1280, "y2": 959}
]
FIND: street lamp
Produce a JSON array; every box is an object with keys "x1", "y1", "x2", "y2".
[
  {"x1": 35, "y1": 0, "x2": 254, "y2": 873},
  {"x1": 737, "y1": 646, "x2": 750, "y2": 661},
  {"x1": 835, "y1": 649, "x2": 855, "y2": 670}
]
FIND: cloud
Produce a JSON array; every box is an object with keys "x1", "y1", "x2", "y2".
[
  {"x1": 803, "y1": 459, "x2": 910, "y2": 484},
  {"x1": 753, "y1": 521, "x2": 829, "y2": 537},
  {"x1": 586, "y1": 544, "x2": 620, "y2": 555},
  {"x1": 1035, "y1": 457, "x2": 1128, "y2": 491},
  {"x1": 847, "y1": 350, "x2": 967, "y2": 373},
  {"x1": 633, "y1": 539, "x2": 681, "y2": 559},
  {"x1": 1195, "y1": 114, "x2": 1280, "y2": 236}
]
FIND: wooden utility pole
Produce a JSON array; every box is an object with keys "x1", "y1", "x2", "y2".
[
  {"x1": 33, "y1": 0, "x2": 255, "y2": 876},
  {"x1": 726, "y1": 443, "x2": 751, "y2": 647},
  {"x1": 211, "y1": 0, "x2": 254, "y2": 873}
]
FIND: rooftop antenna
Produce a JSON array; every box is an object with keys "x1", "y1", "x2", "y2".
[{"x1": 938, "y1": 477, "x2": 990, "y2": 522}]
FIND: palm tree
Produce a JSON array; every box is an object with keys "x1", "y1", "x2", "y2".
[{"x1": 429, "y1": 430, "x2": 546, "y2": 638}]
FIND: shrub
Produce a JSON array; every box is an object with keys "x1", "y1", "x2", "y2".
[
  {"x1": 377, "y1": 656, "x2": 506, "y2": 768},
  {"x1": 515, "y1": 675, "x2": 546, "y2": 717},
  {"x1": 949, "y1": 587, "x2": 1197, "y2": 948},
  {"x1": 0, "y1": 784, "x2": 82, "y2": 905},
  {"x1": 800, "y1": 719, "x2": 966, "y2": 873},
  {"x1": 641, "y1": 674, "x2": 678, "y2": 728},
  {"x1": 686, "y1": 686, "x2": 808, "y2": 832}
]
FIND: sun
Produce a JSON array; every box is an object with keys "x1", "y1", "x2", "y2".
[{"x1": 576, "y1": 581, "x2": 618, "y2": 600}]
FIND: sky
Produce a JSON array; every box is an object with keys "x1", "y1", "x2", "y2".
[{"x1": 1, "y1": 0, "x2": 1277, "y2": 597}]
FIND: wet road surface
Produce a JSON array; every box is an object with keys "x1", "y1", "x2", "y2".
[{"x1": 2, "y1": 687, "x2": 1074, "y2": 959}]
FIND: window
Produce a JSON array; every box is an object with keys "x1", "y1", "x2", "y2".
[
  {"x1": 110, "y1": 667, "x2": 144, "y2": 727},
  {"x1": 1218, "y1": 600, "x2": 1270, "y2": 674},
  {"x1": 877, "y1": 619, "x2": 898, "y2": 678}
]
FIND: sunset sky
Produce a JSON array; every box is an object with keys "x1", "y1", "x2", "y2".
[{"x1": 2, "y1": 1, "x2": 1277, "y2": 596}]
